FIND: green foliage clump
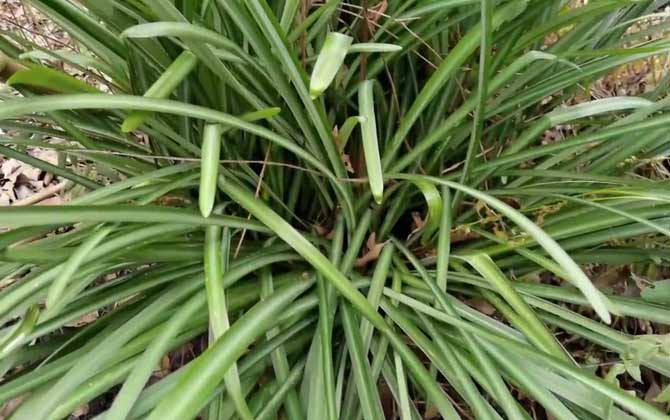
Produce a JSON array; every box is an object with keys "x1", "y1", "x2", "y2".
[{"x1": 1, "y1": 1, "x2": 670, "y2": 419}]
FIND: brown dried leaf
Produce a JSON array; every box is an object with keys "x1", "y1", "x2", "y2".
[
  {"x1": 161, "y1": 354, "x2": 171, "y2": 372},
  {"x1": 411, "y1": 211, "x2": 426, "y2": 230},
  {"x1": 465, "y1": 297, "x2": 496, "y2": 316},
  {"x1": 355, "y1": 233, "x2": 386, "y2": 267},
  {"x1": 0, "y1": 395, "x2": 26, "y2": 420},
  {"x1": 65, "y1": 311, "x2": 99, "y2": 327},
  {"x1": 342, "y1": 154, "x2": 354, "y2": 173},
  {"x1": 450, "y1": 227, "x2": 479, "y2": 244},
  {"x1": 593, "y1": 267, "x2": 626, "y2": 291},
  {"x1": 423, "y1": 403, "x2": 439, "y2": 419},
  {"x1": 153, "y1": 354, "x2": 172, "y2": 379},
  {"x1": 155, "y1": 195, "x2": 192, "y2": 207},
  {"x1": 72, "y1": 403, "x2": 89, "y2": 418},
  {"x1": 313, "y1": 224, "x2": 329, "y2": 237},
  {"x1": 313, "y1": 225, "x2": 335, "y2": 240},
  {"x1": 366, "y1": 1, "x2": 388, "y2": 33}
]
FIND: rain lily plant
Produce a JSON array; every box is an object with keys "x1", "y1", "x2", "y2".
[{"x1": 0, "y1": 0, "x2": 670, "y2": 419}]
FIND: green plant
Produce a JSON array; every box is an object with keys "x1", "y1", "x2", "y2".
[{"x1": 1, "y1": 0, "x2": 670, "y2": 419}]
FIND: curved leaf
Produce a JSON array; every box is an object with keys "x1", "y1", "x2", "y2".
[
  {"x1": 392, "y1": 174, "x2": 613, "y2": 324},
  {"x1": 146, "y1": 279, "x2": 313, "y2": 420},
  {"x1": 8, "y1": 67, "x2": 100, "y2": 94},
  {"x1": 199, "y1": 124, "x2": 223, "y2": 217},
  {"x1": 358, "y1": 80, "x2": 384, "y2": 204},
  {"x1": 309, "y1": 32, "x2": 353, "y2": 99}
]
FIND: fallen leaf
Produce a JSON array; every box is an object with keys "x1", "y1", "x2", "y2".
[
  {"x1": 161, "y1": 354, "x2": 171, "y2": 372},
  {"x1": 366, "y1": 1, "x2": 388, "y2": 33},
  {"x1": 72, "y1": 403, "x2": 89, "y2": 418},
  {"x1": 593, "y1": 267, "x2": 625, "y2": 290},
  {"x1": 313, "y1": 225, "x2": 335, "y2": 240},
  {"x1": 342, "y1": 153, "x2": 354, "y2": 173},
  {"x1": 65, "y1": 311, "x2": 99, "y2": 327},
  {"x1": 332, "y1": 125, "x2": 341, "y2": 148},
  {"x1": 631, "y1": 272, "x2": 651, "y2": 292},
  {"x1": 410, "y1": 211, "x2": 426, "y2": 234},
  {"x1": 153, "y1": 354, "x2": 172, "y2": 379},
  {"x1": 465, "y1": 297, "x2": 496, "y2": 316},
  {"x1": 155, "y1": 195, "x2": 192, "y2": 207},
  {"x1": 0, "y1": 395, "x2": 26, "y2": 420},
  {"x1": 355, "y1": 233, "x2": 386, "y2": 267},
  {"x1": 313, "y1": 225, "x2": 329, "y2": 237},
  {"x1": 450, "y1": 227, "x2": 479, "y2": 244}
]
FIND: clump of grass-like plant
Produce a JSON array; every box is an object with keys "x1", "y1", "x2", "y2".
[{"x1": 1, "y1": 0, "x2": 670, "y2": 419}]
